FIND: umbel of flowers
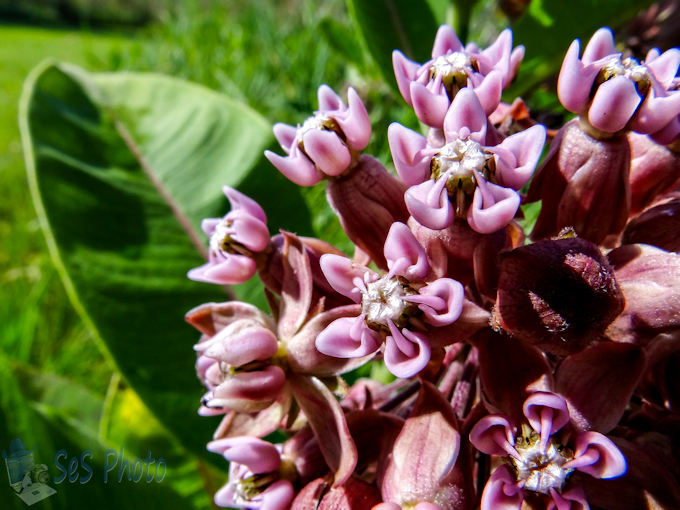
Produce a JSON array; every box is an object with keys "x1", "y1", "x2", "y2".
[{"x1": 186, "y1": 20, "x2": 680, "y2": 510}]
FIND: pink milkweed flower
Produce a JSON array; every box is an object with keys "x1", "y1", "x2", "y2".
[
  {"x1": 389, "y1": 88, "x2": 545, "y2": 234},
  {"x1": 558, "y1": 27, "x2": 680, "y2": 135},
  {"x1": 315, "y1": 222, "x2": 464, "y2": 378},
  {"x1": 470, "y1": 391, "x2": 627, "y2": 510},
  {"x1": 393, "y1": 24, "x2": 523, "y2": 128},
  {"x1": 208, "y1": 437, "x2": 296, "y2": 510},
  {"x1": 264, "y1": 85, "x2": 371, "y2": 186},
  {"x1": 188, "y1": 186, "x2": 270, "y2": 285}
]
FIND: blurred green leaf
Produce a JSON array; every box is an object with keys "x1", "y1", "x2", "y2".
[
  {"x1": 319, "y1": 17, "x2": 366, "y2": 69},
  {"x1": 101, "y1": 375, "x2": 225, "y2": 510},
  {"x1": 508, "y1": 0, "x2": 657, "y2": 97},
  {"x1": 19, "y1": 61, "x2": 307, "y2": 467},
  {"x1": 347, "y1": 0, "x2": 439, "y2": 92},
  {"x1": 0, "y1": 355, "x2": 206, "y2": 509}
]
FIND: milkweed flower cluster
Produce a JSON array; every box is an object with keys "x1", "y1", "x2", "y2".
[{"x1": 185, "y1": 19, "x2": 680, "y2": 510}]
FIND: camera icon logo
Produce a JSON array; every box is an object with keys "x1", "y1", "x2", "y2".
[{"x1": 3, "y1": 438, "x2": 56, "y2": 506}]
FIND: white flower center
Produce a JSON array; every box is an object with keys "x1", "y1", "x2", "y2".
[
  {"x1": 431, "y1": 139, "x2": 494, "y2": 218},
  {"x1": 299, "y1": 112, "x2": 333, "y2": 138},
  {"x1": 511, "y1": 431, "x2": 574, "y2": 495},
  {"x1": 599, "y1": 56, "x2": 651, "y2": 95},
  {"x1": 361, "y1": 276, "x2": 417, "y2": 330},
  {"x1": 209, "y1": 218, "x2": 234, "y2": 254},
  {"x1": 429, "y1": 52, "x2": 477, "y2": 100}
]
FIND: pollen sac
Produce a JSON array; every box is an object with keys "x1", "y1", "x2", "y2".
[
  {"x1": 361, "y1": 275, "x2": 418, "y2": 331},
  {"x1": 495, "y1": 237, "x2": 625, "y2": 356},
  {"x1": 512, "y1": 428, "x2": 574, "y2": 495}
]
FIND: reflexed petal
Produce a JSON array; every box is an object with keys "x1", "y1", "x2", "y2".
[
  {"x1": 411, "y1": 81, "x2": 450, "y2": 128},
  {"x1": 405, "y1": 180, "x2": 455, "y2": 230},
  {"x1": 338, "y1": 87, "x2": 371, "y2": 151},
  {"x1": 207, "y1": 437, "x2": 281, "y2": 474},
  {"x1": 432, "y1": 24, "x2": 464, "y2": 58},
  {"x1": 224, "y1": 186, "x2": 268, "y2": 224},
  {"x1": 473, "y1": 70, "x2": 503, "y2": 116},
  {"x1": 469, "y1": 415, "x2": 518, "y2": 458},
  {"x1": 260, "y1": 480, "x2": 295, "y2": 510},
  {"x1": 384, "y1": 323, "x2": 431, "y2": 378},
  {"x1": 630, "y1": 87, "x2": 680, "y2": 134},
  {"x1": 647, "y1": 48, "x2": 680, "y2": 87},
  {"x1": 558, "y1": 40, "x2": 599, "y2": 114},
  {"x1": 264, "y1": 150, "x2": 324, "y2": 187},
  {"x1": 229, "y1": 211, "x2": 270, "y2": 252},
  {"x1": 272, "y1": 122, "x2": 299, "y2": 154},
  {"x1": 315, "y1": 317, "x2": 382, "y2": 358},
  {"x1": 303, "y1": 129, "x2": 352, "y2": 176},
  {"x1": 564, "y1": 431, "x2": 626, "y2": 479},
  {"x1": 393, "y1": 50, "x2": 420, "y2": 106},
  {"x1": 213, "y1": 366, "x2": 286, "y2": 404},
  {"x1": 188, "y1": 255, "x2": 257, "y2": 285},
  {"x1": 480, "y1": 29, "x2": 512, "y2": 81},
  {"x1": 467, "y1": 181, "x2": 520, "y2": 234},
  {"x1": 589, "y1": 76, "x2": 641, "y2": 133},
  {"x1": 408, "y1": 278, "x2": 464, "y2": 326},
  {"x1": 443, "y1": 87, "x2": 488, "y2": 144},
  {"x1": 388, "y1": 123, "x2": 431, "y2": 187},
  {"x1": 318, "y1": 83, "x2": 344, "y2": 111},
  {"x1": 201, "y1": 218, "x2": 220, "y2": 237},
  {"x1": 493, "y1": 124, "x2": 546, "y2": 190},
  {"x1": 320, "y1": 254, "x2": 376, "y2": 302},
  {"x1": 384, "y1": 222, "x2": 430, "y2": 280},
  {"x1": 204, "y1": 326, "x2": 279, "y2": 367},
  {"x1": 523, "y1": 392, "x2": 570, "y2": 449},
  {"x1": 582, "y1": 28, "x2": 617, "y2": 64},
  {"x1": 547, "y1": 486, "x2": 589, "y2": 510},
  {"x1": 480, "y1": 466, "x2": 524, "y2": 510}
]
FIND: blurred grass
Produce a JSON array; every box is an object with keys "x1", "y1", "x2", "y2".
[{"x1": 0, "y1": 26, "x2": 131, "y2": 395}]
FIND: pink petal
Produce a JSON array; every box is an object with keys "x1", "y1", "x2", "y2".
[
  {"x1": 317, "y1": 84, "x2": 345, "y2": 112},
  {"x1": 432, "y1": 24, "x2": 464, "y2": 58},
  {"x1": 204, "y1": 326, "x2": 279, "y2": 367},
  {"x1": 224, "y1": 186, "x2": 268, "y2": 224},
  {"x1": 213, "y1": 366, "x2": 286, "y2": 404},
  {"x1": 201, "y1": 218, "x2": 220, "y2": 237},
  {"x1": 214, "y1": 483, "x2": 238, "y2": 508},
  {"x1": 582, "y1": 28, "x2": 617, "y2": 65},
  {"x1": 264, "y1": 150, "x2": 324, "y2": 186},
  {"x1": 494, "y1": 124, "x2": 546, "y2": 190},
  {"x1": 408, "y1": 278, "x2": 464, "y2": 326},
  {"x1": 337, "y1": 87, "x2": 371, "y2": 151},
  {"x1": 588, "y1": 76, "x2": 641, "y2": 133},
  {"x1": 547, "y1": 486, "x2": 589, "y2": 510},
  {"x1": 228, "y1": 210, "x2": 270, "y2": 252},
  {"x1": 384, "y1": 322, "x2": 431, "y2": 378},
  {"x1": 564, "y1": 431, "x2": 627, "y2": 479},
  {"x1": 260, "y1": 480, "x2": 295, "y2": 510},
  {"x1": 473, "y1": 70, "x2": 503, "y2": 116},
  {"x1": 480, "y1": 29, "x2": 512, "y2": 83},
  {"x1": 443, "y1": 87, "x2": 488, "y2": 143},
  {"x1": 315, "y1": 317, "x2": 382, "y2": 358},
  {"x1": 411, "y1": 81, "x2": 449, "y2": 128},
  {"x1": 207, "y1": 437, "x2": 281, "y2": 474},
  {"x1": 480, "y1": 466, "x2": 524, "y2": 510},
  {"x1": 384, "y1": 222, "x2": 430, "y2": 280},
  {"x1": 319, "y1": 253, "x2": 376, "y2": 302},
  {"x1": 558, "y1": 40, "x2": 599, "y2": 114},
  {"x1": 646, "y1": 48, "x2": 680, "y2": 87},
  {"x1": 523, "y1": 391, "x2": 570, "y2": 450},
  {"x1": 272, "y1": 122, "x2": 298, "y2": 153},
  {"x1": 388, "y1": 123, "x2": 431, "y2": 187},
  {"x1": 630, "y1": 87, "x2": 680, "y2": 134},
  {"x1": 469, "y1": 415, "x2": 519, "y2": 458},
  {"x1": 302, "y1": 129, "x2": 352, "y2": 176},
  {"x1": 393, "y1": 50, "x2": 420, "y2": 106},
  {"x1": 467, "y1": 181, "x2": 520, "y2": 234},
  {"x1": 188, "y1": 255, "x2": 257, "y2": 285},
  {"x1": 509, "y1": 46, "x2": 525, "y2": 84},
  {"x1": 405, "y1": 180, "x2": 455, "y2": 230}
]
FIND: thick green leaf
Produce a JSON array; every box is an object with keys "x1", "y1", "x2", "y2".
[
  {"x1": 101, "y1": 375, "x2": 225, "y2": 510},
  {"x1": 19, "y1": 61, "x2": 307, "y2": 466},
  {"x1": 0, "y1": 355, "x2": 205, "y2": 509},
  {"x1": 508, "y1": 0, "x2": 657, "y2": 97},
  {"x1": 347, "y1": 0, "x2": 439, "y2": 92}
]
